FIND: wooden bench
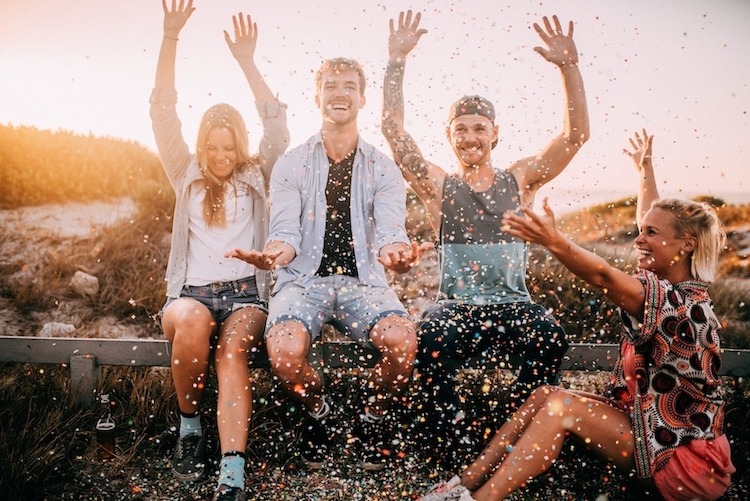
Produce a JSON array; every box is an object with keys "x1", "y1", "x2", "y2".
[{"x1": 2, "y1": 335, "x2": 749, "y2": 408}]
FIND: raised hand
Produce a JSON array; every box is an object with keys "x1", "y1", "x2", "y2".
[
  {"x1": 224, "y1": 12, "x2": 259, "y2": 62},
  {"x1": 533, "y1": 15, "x2": 578, "y2": 68},
  {"x1": 162, "y1": 0, "x2": 195, "y2": 38},
  {"x1": 623, "y1": 128, "x2": 654, "y2": 174},
  {"x1": 377, "y1": 241, "x2": 434, "y2": 274},
  {"x1": 624, "y1": 129, "x2": 659, "y2": 224},
  {"x1": 388, "y1": 10, "x2": 428, "y2": 59}
]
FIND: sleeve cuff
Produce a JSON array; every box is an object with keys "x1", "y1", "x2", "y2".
[
  {"x1": 149, "y1": 87, "x2": 178, "y2": 105},
  {"x1": 255, "y1": 99, "x2": 288, "y2": 118}
]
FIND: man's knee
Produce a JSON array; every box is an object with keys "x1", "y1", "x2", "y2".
[
  {"x1": 265, "y1": 321, "x2": 310, "y2": 376},
  {"x1": 372, "y1": 315, "x2": 418, "y2": 361}
]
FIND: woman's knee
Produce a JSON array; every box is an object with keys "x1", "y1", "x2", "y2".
[
  {"x1": 163, "y1": 299, "x2": 215, "y2": 345},
  {"x1": 218, "y1": 308, "x2": 266, "y2": 349}
]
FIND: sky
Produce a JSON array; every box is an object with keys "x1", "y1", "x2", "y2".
[{"x1": 2, "y1": 0, "x2": 749, "y2": 214}]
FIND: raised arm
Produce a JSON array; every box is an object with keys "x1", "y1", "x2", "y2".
[
  {"x1": 150, "y1": 0, "x2": 195, "y2": 184},
  {"x1": 224, "y1": 13, "x2": 273, "y2": 102},
  {"x1": 623, "y1": 129, "x2": 658, "y2": 227},
  {"x1": 511, "y1": 15, "x2": 590, "y2": 205},
  {"x1": 154, "y1": 0, "x2": 195, "y2": 89},
  {"x1": 225, "y1": 13, "x2": 290, "y2": 181},
  {"x1": 502, "y1": 199, "x2": 646, "y2": 318},
  {"x1": 382, "y1": 10, "x2": 445, "y2": 232}
]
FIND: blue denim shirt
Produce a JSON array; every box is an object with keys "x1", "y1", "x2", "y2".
[{"x1": 267, "y1": 132, "x2": 409, "y2": 292}]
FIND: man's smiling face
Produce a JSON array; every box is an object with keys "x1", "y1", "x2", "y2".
[{"x1": 315, "y1": 68, "x2": 366, "y2": 125}]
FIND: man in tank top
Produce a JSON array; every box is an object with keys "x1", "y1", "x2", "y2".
[{"x1": 381, "y1": 10, "x2": 590, "y2": 469}]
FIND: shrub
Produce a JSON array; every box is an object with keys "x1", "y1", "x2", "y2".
[{"x1": 0, "y1": 125, "x2": 166, "y2": 209}]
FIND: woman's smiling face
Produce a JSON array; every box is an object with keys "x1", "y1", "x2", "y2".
[
  {"x1": 634, "y1": 207, "x2": 692, "y2": 278},
  {"x1": 205, "y1": 126, "x2": 237, "y2": 181}
]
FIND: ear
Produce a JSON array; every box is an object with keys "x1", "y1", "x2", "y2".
[
  {"x1": 359, "y1": 93, "x2": 366, "y2": 109},
  {"x1": 682, "y1": 235, "x2": 697, "y2": 253},
  {"x1": 314, "y1": 93, "x2": 321, "y2": 109},
  {"x1": 446, "y1": 126, "x2": 452, "y2": 143},
  {"x1": 492, "y1": 124, "x2": 499, "y2": 143}
]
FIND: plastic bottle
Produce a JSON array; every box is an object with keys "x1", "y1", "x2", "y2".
[{"x1": 96, "y1": 393, "x2": 116, "y2": 461}]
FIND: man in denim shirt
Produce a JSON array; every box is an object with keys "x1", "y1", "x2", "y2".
[{"x1": 228, "y1": 57, "x2": 429, "y2": 471}]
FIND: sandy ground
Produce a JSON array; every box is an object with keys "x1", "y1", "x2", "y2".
[
  {"x1": 0, "y1": 198, "x2": 140, "y2": 337},
  {"x1": 0, "y1": 197, "x2": 137, "y2": 239}
]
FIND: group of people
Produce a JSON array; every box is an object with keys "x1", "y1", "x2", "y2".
[{"x1": 149, "y1": 2, "x2": 735, "y2": 500}]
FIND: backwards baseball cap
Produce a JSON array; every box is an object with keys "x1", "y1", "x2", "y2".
[{"x1": 448, "y1": 95, "x2": 498, "y2": 149}]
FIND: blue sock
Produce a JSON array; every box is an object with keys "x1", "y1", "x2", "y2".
[
  {"x1": 179, "y1": 412, "x2": 202, "y2": 438},
  {"x1": 218, "y1": 452, "x2": 246, "y2": 489}
]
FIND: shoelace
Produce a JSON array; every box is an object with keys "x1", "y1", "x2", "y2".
[{"x1": 175, "y1": 435, "x2": 201, "y2": 459}]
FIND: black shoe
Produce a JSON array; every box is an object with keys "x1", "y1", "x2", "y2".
[
  {"x1": 300, "y1": 414, "x2": 332, "y2": 469},
  {"x1": 351, "y1": 414, "x2": 391, "y2": 471},
  {"x1": 171, "y1": 433, "x2": 206, "y2": 481},
  {"x1": 213, "y1": 484, "x2": 246, "y2": 501}
]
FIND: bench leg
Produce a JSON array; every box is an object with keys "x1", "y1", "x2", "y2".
[{"x1": 70, "y1": 355, "x2": 100, "y2": 408}]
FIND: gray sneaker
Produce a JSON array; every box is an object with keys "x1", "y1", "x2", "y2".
[{"x1": 171, "y1": 433, "x2": 206, "y2": 481}]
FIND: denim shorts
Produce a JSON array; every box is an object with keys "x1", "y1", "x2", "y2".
[
  {"x1": 158, "y1": 276, "x2": 267, "y2": 328},
  {"x1": 266, "y1": 275, "x2": 408, "y2": 347}
]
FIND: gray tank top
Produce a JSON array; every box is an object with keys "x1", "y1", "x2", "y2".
[{"x1": 438, "y1": 169, "x2": 531, "y2": 303}]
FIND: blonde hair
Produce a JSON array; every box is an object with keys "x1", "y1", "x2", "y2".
[
  {"x1": 195, "y1": 103, "x2": 258, "y2": 228},
  {"x1": 652, "y1": 198, "x2": 726, "y2": 282},
  {"x1": 315, "y1": 57, "x2": 366, "y2": 96}
]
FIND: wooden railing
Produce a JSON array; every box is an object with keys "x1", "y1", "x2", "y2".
[{"x1": 2, "y1": 335, "x2": 749, "y2": 408}]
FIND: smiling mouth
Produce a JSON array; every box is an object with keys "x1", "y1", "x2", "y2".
[
  {"x1": 330, "y1": 102, "x2": 350, "y2": 111},
  {"x1": 459, "y1": 146, "x2": 481, "y2": 155}
]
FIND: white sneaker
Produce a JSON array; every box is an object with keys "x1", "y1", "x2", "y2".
[{"x1": 418, "y1": 476, "x2": 473, "y2": 500}]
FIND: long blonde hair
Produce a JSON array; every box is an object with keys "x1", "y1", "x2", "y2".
[
  {"x1": 195, "y1": 103, "x2": 258, "y2": 228},
  {"x1": 652, "y1": 198, "x2": 726, "y2": 282}
]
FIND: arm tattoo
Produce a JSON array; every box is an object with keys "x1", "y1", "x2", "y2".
[{"x1": 382, "y1": 59, "x2": 429, "y2": 182}]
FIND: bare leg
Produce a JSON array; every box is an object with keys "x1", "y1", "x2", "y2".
[
  {"x1": 162, "y1": 298, "x2": 215, "y2": 414},
  {"x1": 214, "y1": 306, "x2": 265, "y2": 454},
  {"x1": 462, "y1": 387, "x2": 615, "y2": 489},
  {"x1": 366, "y1": 314, "x2": 417, "y2": 415},
  {"x1": 461, "y1": 385, "x2": 552, "y2": 490},
  {"x1": 471, "y1": 386, "x2": 635, "y2": 501},
  {"x1": 265, "y1": 320, "x2": 325, "y2": 413}
]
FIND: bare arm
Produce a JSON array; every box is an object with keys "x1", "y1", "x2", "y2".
[
  {"x1": 224, "y1": 12, "x2": 290, "y2": 181},
  {"x1": 623, "y1": 129, "x2": 658, "y2": 226},
  {"x1": 154, "y1": 0, "x2": 195, "y2": 89},
  {"x1": 502, "y1": 199, "x2": 646, "y2": 318},
  {"x1": 224, "y1": 13, "x2": 273, "y2": 102},
  {"x1": 511, "y1": 15, "x2": 589, "y2": 206},
  {"x1": 382, "y1": 10, "x2": 445, "y2": 232}
]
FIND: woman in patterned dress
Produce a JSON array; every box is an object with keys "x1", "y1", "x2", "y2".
[{"x1": 419, "y1": 130, "x2": 735, "y2": 501}]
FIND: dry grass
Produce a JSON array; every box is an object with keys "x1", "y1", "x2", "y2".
[{"x1": 0, "y1": 363, "x2": 747, "y2": 500}]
